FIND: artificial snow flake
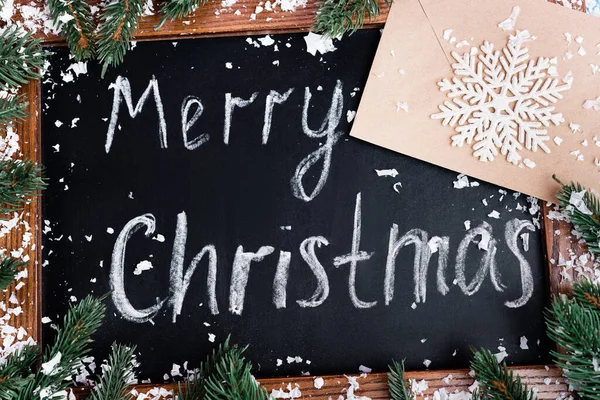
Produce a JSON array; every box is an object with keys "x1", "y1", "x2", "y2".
[{"x1": 432, "y1": 40, "x2": 571, "y2": 165}]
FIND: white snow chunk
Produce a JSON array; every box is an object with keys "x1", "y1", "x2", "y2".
[
  {"x1": 375, "y1": 168, "x2": 399, "y2": 178},
  {"x1": 443, "y1": 29, "x2": 454, "y2": 41},
  {"x1": 583, "y1": 96, "x2": 600, "y2": 110},
  {"x1": 68, "y1": 62, "x2": 88, "y2": 76},
  {"x1": 55, "y1": 120, "x2": 63, "y2": 128},
  {"x1": 554, "y1": 136, "x2": 563, "y2": 146},
  {"x1": 313, "y1": 377, "x2": 324, "y2": 389},
  {"x1": 106, "y1": 227, "x2": 114, "y2": 234},
  {"x1": 225, "y1": 62, "x2": 233, "y2": 69},
  {"x1": 396, "y1": 101, "x2": 408, "y2": 112},
  {"x1": 488, "y1": 210, "x2": 500, "y2": 219},
  {"x1": 423, "y1": 359, "x2": 431, "y2": 368},
  {"x1": 570, "y1": 123, "x2": 582, "y2": 133},
  {"x1": 208, "y1": 333, "x2": 216, "y2": 342},
  {"x1": 133, "y1": 260, "x2": 153, "y2": 276},
  {"x1": 41, "y1": 352, "x2": 62, "y2": 375},
  {"x1": 347, "y1": 110, "x2": 356, "y2": 123},
  {"x1": 509, "y1": 30, "x2": 536, "y2": 47},
  {"x1": 494, "y1": 347, "x2": 508, "y2": 363},
  {"x1": 303, "y1": 32, "x2": 336, "y2": 56},
  {"x1": 359, "y1": 365, "x2": 372, "y2": 373},
  {"x1": 258, "y1": 35, "x2": 275, "y2": 46},
  {"x1": 523, "y1": 158, "x2": 536, "y2": 169},
  {"x1": 498, "y1": 5, "x2": 520, "y2": 31},
  {"x1": 569, "y1": 190, "x2": 593, "y2": 215},
  {"x1": 520, "y1": 336, "x2": 529, "y2": 350}
]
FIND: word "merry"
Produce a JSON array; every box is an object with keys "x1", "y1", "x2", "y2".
[{"x1": 106, "y1": 76, "x2": 346, "y2": 202}]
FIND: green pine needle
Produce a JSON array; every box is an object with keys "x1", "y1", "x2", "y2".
[
  {"x1": 573, "y1": 279, "x2": 600, "y2": 312},
  {"x1": 0, "y1": 158, "x2": 46, "y2": 218},
  {"x1": 156, "y1": 0, "x2": 208, "y2": 30},
  {"x1": 97, "y1": 0, "x2": 145, "y2": 77},
  {"x1": 387, "y1": 360, "x2": 410, "y2": 400},
  {"x1": 89, "y1": 343, "x2": 137, "y2": 400},
  {"x1": 0, "y1": 345, "x2": 39, "y2": 400},
  {"x1": 553, "y1": 175, "x2": 600, "y2": 256},
  {"x1": 0, "y1": 256, "x2": 25, "y2": 291},
  {"x1": 546, "y1": 286, "x2": 600, "y2": 399},
  {"x1": 0, "y1": 26, "x2": 48, "y2": 89},
  {"x1": 16, "y1": 295, "x2": 107, "y2": 400},
  {"x1": 176, "y1": 336, "x2": 270, "y2": 400},
  {"x1": 314, "y1": 0, "x2": 392, "y2": 38},
  {"x1": 48, "y1": 0, "x2": 96, "y2": 61},
  {"x1": 470, "y1": 348, "x2": 535, "y2": 400},
  {"x1": 0, "y1": 96, "x2": 27, "y2": 132}
]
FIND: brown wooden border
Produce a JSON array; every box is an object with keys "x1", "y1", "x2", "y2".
[{"x1": 3, "y1": 0, "x2": 589, "y2": 397}]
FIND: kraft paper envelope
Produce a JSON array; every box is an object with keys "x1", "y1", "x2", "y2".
[{"x1": 350, "y1": 0, "x2": 600, "y2": 203}]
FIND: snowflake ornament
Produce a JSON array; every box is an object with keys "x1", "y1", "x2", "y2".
[{"x1": 432, "y1": 41, "x2": 572, "y2": 165}]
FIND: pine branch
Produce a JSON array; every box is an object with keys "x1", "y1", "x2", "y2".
[
  {"x1": 0, "y1": 256, "x2": 26, "y2": 290},
  {"x1": 573, "y1": 279, "x2": 600, "y2": 312},
  {"x1": 0, "y1": 158, "x2": 46, "y2": 217},
  {"x1": 97, "y1": 0, "x2": 145, "y2": 77},
  {"x1": 16, "y1": 295, "x2": 106, "y2": 400},
  {"x1": 314, "y1": 0, "x2": 392, "y2": 38},
  {"x1": 0, "y1": 96, "x2": 27, "y2": 132},
  {"x1": 156, "y1": 0, "x2": 207, "y2": 30},
  {"x1": 387, "y1": 360, "x2": 410, "y2": 400},
  {"x1": 0, "y1": 26, "x2": 48, "y2": 89},
  {"x1": 48, "y1": 0, "x2": 96, "y2": 61},
  {"x1": 0, "y1": 345, "x2": 39, "y2": 400},
  {"x1": 89, "y1": 343, "x2": 137, "y2": 400},
  {"x1": 553, "y1": 175, "x2": 600, "y2": 256},
  {"x1": 546, "y1": 288, "x2": 600, "y2": 399},
  {"x1": 470, "y1": 348, "x2": 536, "y2": 400},
  {"x1": 176, "y1": 336, "x2": 270, "y2": 400}
]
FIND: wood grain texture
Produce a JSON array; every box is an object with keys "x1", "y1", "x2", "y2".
[
  {"x1": 13, "y1": 0, "x2": 586, "y2": 44},
  {"x1": 69, "y1": 366, "x2": 569, "y2": 399},
  {"x1": 0, "y1": 82, "x2": 43, "y2": 343}
]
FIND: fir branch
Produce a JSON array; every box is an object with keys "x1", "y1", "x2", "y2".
[
  {"x1": 314, "y1": 0, "x2": 392, "y2": 38},
  {"x1": 470, "y1": 348, "x2": 536, "y2": 400},
  {"x1": 48, "y1": 0, "x2": 96, "y2": 61},
  {"x1": 89, "y1": 343, "x2": 137, "y2": 400},
  {"x1": 176, "y1": 336, "x2": 270, "y2": 400},
  {"x1": 0, "y1": 256, "x2": 26, "y2": 290},
  {"x1": 573, "y1": 279, "x2": 600, "y2": 312},
  {"x1": 0, "y1": 158, "x2": 46, "y2": 217},
  {"x1": 0, "y1": 26, "x2": 48, "y2": 89},
  {"x1": 553, "y1": 175, "x2": 600, "y2": 256},
  {"x1": 0, "y1": 345, "x2": 39, "y2": 400},
  {"x1": 387, "y1": 360, "x2": 410, "y2": 400},
  {"x1": 0, "y1": 96, "x2": 27, "y2": 132},
  {"x1": 156, "y1": 0, "x2": 207, "y2": 30},
  {"x1": 97, "y1": 0, "x2": 145, "y2": 77},
  {"x1": 546, "y1": 290, "x2": 600, "y2": 399},
  {"x1": 16, "y1": 295, "x2": 106, "y2": 400}
]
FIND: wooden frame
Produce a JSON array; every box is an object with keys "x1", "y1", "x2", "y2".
[{"x1": 4, "y1": 0, "x2": 590, "y2": 397}]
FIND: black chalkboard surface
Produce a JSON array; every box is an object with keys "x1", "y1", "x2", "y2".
[{"x1": 42, "y1": 29, "x2": 550, "y2": 381}]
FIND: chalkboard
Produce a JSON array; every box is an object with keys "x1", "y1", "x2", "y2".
[{"x1": 42, "y1": 29, "x2": 550, "y2": 381}]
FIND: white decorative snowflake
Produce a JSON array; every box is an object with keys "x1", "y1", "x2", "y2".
[{"x1": 431, "y1": 41, "x2": 571, "y2": 165}]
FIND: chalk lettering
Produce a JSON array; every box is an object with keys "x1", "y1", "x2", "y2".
[
  {"x1": 106, "y1": 76, "x2": 167, "y2": 153},
  {"x1": 110, "y1": 214, "x2": 165, "y2": 323},
  {"x1": 181, "y1": 95, "x2": 209, "y2": 150},
  {"x1": 224, "y1": 92, "x2": 259, "y2": 145},
  {"x1": 229, "y1": 245, "x2": 275, "y2": 315},
  {"x1": 263, "y1": 89, "x2": 294, "y2": 144},
  {"x1": 504, "y1": 219, "x2": 535, "y2": 308},
  {"x1": 169, "y1": 212, "x2": 220, "y2": 321},
  {"x1": 455, "y1": 222, "x2": 498, "y2": 296},
  {"x1": 333, "y1": 192, "x2": 377, "y2": 308},
  {"x1": 292, "y1": 81, "x2": 344, "y2": 202},
  {"x1": 297, "y1": 236, "x2": 330, "y2": 308},
  {"x1": 273, "y1": 251, "x2": 291, "y2": 309}
]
